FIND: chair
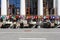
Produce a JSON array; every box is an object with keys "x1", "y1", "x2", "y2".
[{"x1": 23, "y1": 20, "x2": 29, "y2": 28}]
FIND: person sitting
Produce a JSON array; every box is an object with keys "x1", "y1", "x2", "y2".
[
  {"x1": 20, "y1": 19, "x2": 24, "y2": 28},
  {"x1": 16, "y1": 22, "x2": 20, "y2": 28},
  {"x1": 50, "y1": 21, "x2": 55, "y2": 28},
  {"x1": 13, "y1": 22, "x2": 17, "y2": 28}
]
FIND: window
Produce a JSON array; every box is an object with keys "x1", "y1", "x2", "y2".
[
  {"x1": 7, "y1": 0, "x2": 20, "y2": 16},
  {"x1": 25, "y1": 0, "x2": 38, "y2": 16},
  {"x1": 43, "y1": 0, "x2": 54, "y2": 16},
  {"x1": 0, "y1": 0, "x2": 1, "y2": 15}
]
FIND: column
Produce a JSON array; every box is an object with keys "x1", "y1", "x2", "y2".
[
  {"x1": 38, "y1": 0, "x2": 43, "y2": 16},
  {"x1": 7, "y1": 0, "x2": 9, "y2": 8},
  {"x1": 53, "y1": 0, "x2": 56, "y2": 8},
  {"x1": 20, "y1": 0, "x2": 26, "y2": 16},
  {"x1": 57, "y1": 0, "x2": 60, "y2": 16},
  {"x1": 53, "y1": 0, "x2": 57, "y2": 16},
  {"x1": 57, "y1": 0, "x2": 60, "y2": 25},
  {"x1": 1, "y1": 0, "x2": 7, "y2": 16}
]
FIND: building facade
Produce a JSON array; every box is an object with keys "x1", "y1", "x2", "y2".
[{"x1": 1, "y1": 0, "x2": 60, "y2": 16}]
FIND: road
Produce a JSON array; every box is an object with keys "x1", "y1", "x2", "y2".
[{"x1": 0, "y1": 28, "x2": 60, "y2": 40}]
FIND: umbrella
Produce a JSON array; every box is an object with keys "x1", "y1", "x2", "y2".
[
  {"x1": 56, "y1": 16, "x2": 59, "y2": 20},
  {"x1": 16, "y1": 15, "x2": 19, "y2": 18},
  {"x1": 12, "y1": 16, "x2": 15, "y2": 19},
  {"x1": 1, "y1": 16, "x2": 6, "y2": 20},
  {"x1": 50, "y1": 16, "x2": 55, "y2": 19},
  {"x1": 34, "y1": 16, "x2": 38, "y2": 19},
  {"x1": 46, "y1": 16, "x2": 50, "y2": 19},
  {"x1": 20, "y1": 16, "x2": 23, "y2": 19},
  {"x1": 43, "y1": 16, "x2": 46, "y2": 19}
]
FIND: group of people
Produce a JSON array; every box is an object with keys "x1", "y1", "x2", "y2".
[{"x1": 0, "y1": 15, "x2": 60, "y2": 28}]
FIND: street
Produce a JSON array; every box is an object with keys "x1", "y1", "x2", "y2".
[{"x1": 0, "y1": 28, "x2": 60, "y2": 40}]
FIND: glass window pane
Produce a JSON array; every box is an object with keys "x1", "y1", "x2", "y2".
[
  {"x1": 7, "y1": 0, "x2": 20, "y2": 15},
  {"x1": 0, "y1": 0, "x2": 1, "y2": 15},
  {"x1": 43, "y1": 0, "x2": 53, "y2": 16},
  {"x1": 25, "y1": 0, "x2": 38, "y2": 16}
]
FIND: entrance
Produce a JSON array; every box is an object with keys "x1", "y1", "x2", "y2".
[
  {"x1": 25, "y1": 0, "x2": 38, "y2": 16},
  {"x1": 0, "y1": 0, "x2": 1, "y2": 16},
  {"x1": 43, "y1": 0, "x2": 54, "y2": 16},
  {"x1": 7, "y1": 0, "x2": 20, "y2": 16}
]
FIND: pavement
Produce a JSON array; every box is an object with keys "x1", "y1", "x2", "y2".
[{"x1": 0, "y1": 28, "x2": 60, "y2": 40}]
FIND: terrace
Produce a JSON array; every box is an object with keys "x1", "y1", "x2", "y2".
[{"x1": 0, "y1": 0, "x2": 60, "y2": 28}]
